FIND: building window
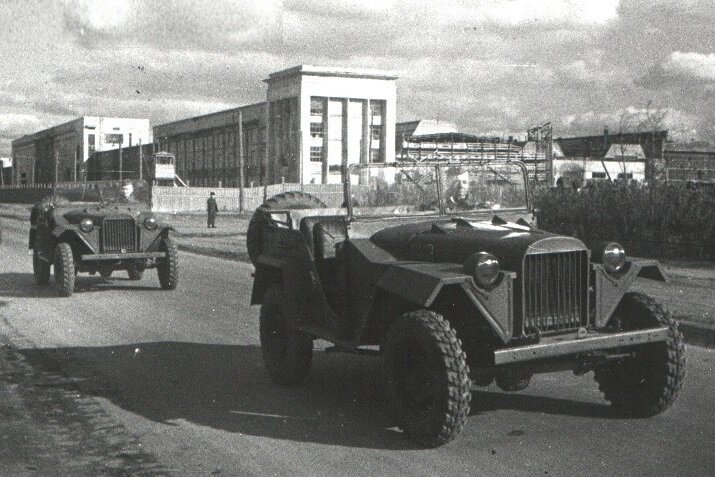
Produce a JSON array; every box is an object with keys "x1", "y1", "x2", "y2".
[
  {"x1": 105, "y1": 133, "x2": 123, "y2": 145},
  {"x1": 370, "y1": 149, "x2": 383, "y2": 163},
  {"x1": 88, "y1": 134, "x2": 95, "y2": 145},
  {"x1": 370, "y1": 101, "x2": 383, "y2": 118},
  {"x1": 310, "y1": 97, "x2": 325, "y2": 116},
  {"x1": 310, "y1": 146, "x2": 323, "y2": 162},
  {"x1": 592, "y1": 172, "x2": 607, "y2": 179},
  {"x1": 617, "y1": 172, "x2": 633, "y2": 179},
  {"x1": 370, "y1": 125, "x2": 381, "y2": 141},
  {"x1": 310, "y1": 122, "x2": 324, "y2": 139}
]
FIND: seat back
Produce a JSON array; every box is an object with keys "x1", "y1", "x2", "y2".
[{"x1": 299, "y1": 215, "x2": 347, "y2": 258}]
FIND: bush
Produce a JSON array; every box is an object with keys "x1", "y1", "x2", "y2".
[{"x1": 533, "y1": 182, "x2": 715, "y2": 259}]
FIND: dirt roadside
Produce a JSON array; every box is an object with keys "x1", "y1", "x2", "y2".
[{"x1": 0, "y1": 335, "x2": 167, "y2": 475}]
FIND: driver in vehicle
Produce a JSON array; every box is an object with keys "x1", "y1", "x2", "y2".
[{"x1": 447, "y1": 171, "x2": 474, "y2": 210}]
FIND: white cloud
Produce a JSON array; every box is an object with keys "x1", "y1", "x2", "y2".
[
  {"x1": 663, "y1": 51, "x2": 715, "y2": 81},
  {"x1": 442, "y1": 0, "x2": 619, "y2": 26},
  {"x1": 63, "y1": 0, "x2": 135, "y2": 33}
]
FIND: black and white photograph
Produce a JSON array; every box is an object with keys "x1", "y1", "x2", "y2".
[{"x1": 0, "y1": 0, "x2": 713, "y2": 475}]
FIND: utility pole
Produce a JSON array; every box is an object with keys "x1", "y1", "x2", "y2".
[
  {"x1": 237, "y1": 110, "x2": 245, "y2": 214},
  {"x1": 139, "y1": 139, "x2": 143, "y2": 181},
  {"x1": 53, "y1": 150, "x2": 58, "y2": 195},
  {"x1": 118, "y1": 141, "x2": 123, "y2": 181}
]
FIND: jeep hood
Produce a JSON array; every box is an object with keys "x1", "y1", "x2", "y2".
[
  {"x1": 369, "y1": 217, "x2": 587, "y2": 272},
  {"x1": 52, "y1": 204, "x2": 153, "y2": 226}
]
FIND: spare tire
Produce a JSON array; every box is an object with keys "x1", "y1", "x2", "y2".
[{"x1": 246, "y1": 191, "x2": 326, "y2": 265}]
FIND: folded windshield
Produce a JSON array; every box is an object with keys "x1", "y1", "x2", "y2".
[{"x1": 348, "y1": 162, "x2": 527, "y2": 217}]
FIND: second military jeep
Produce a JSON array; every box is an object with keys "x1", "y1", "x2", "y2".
[
  {"x1": 29, "y1": 183, "x2": 178, "y2": 297},
  {"x1": 248, "y1": 160, "x2": 685, "y2": 447}
]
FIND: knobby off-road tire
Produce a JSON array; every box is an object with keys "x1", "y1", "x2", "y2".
[
  {"x1": 246, "y1": 192, "x2": 326, "y2": 265},
  {"x1": 126, "y1": 264, "x2": 144, "y2": 281},
  {"x1": 33, "y1": 250, "x2": 51, "y2": 286},
  {"x1": 259, "y1": 285, "x2": 313, "y2": 386},
  {"x1": 383, "y1": 310, "x2": 472, "y2": 447},
  {"x1": 157, "y1": 237, "x2": 178, "y2": 290},
  {"x1": 53, "y1": 242, "x2": 75, "y2": 297},
  {"x1": 594, "y1": 292, "x2": 685, "y2": 417}
]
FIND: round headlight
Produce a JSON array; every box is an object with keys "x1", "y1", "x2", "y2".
[
  {"x1": 144, "y1": 217, "x2": 158, "y2": 230},
  {"x1": 603, "y1": 242, "x2": 626, "y2": 274},
  {"x1": 464, "y1": 252, "x2": 500, "y2": 287},
  {"x1": 79, "y1": 218, "x2": 94, "y2": 233}
]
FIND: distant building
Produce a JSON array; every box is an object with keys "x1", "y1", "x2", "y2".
[
  {"x1": 553, "y1": 129, "x2": 668, "y2": 185},
  {"x1": 11, "y1": 117, "x2": 151, "y2": 185},
  {"x1": 663, "y1": 143, "x2": 715, "y2": 183},
  {"x1": 0, "y1": 157, "x2": 11, "y2": 185},
  {"x1": 396, "y1": 120, "x2": 458, "y2": 141},
  {"x1": 153, "y1": 65, "x2": 397, "y2": 186}
]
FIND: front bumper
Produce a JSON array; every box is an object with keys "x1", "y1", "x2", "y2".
[
  {"x1": 80, "y1": 251, "x2": 167, "y2": 261},
  {"x1": 493, "y1": 327, "x2": 669, "y2": 365}
]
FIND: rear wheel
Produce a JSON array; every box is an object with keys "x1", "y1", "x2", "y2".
[
  {"x1": 594, "y1": 292, "x2": 685, "y2": 417},
  {"x1": 157, "y1": 237, "x2": 178, "y2": 290},
  {"x1": 33, "y1": 251, "x2": 51, "y2": 286},
  {"x1": 247, "y1": 192, "x2": 326, "y2": 265},
  {"x1": 53, "y1": 242, "x2": 75, "y2": 297},
  {"x1": 259, "y1": 285, "x2": 313, "y2": 386},
  {"x1": 383, "y1": 310, "x2": 472, "y2": 447}
]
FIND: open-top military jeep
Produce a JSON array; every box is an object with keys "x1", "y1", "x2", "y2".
[
  {"x1": 29, "y1": 186, "x2": 178, "y2": 297},
  {"x1": 248, "y1": 160, "x2": 685, "y2": 447}
]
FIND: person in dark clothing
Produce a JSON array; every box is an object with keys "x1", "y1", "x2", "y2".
[{"x1": 207, "y1": 192, "x2": 218, "y2": 228}]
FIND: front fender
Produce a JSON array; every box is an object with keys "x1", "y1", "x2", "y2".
[
  {"x1": 375, "y1": 263, "x2": 517, "y2": 343},
  {"x1": 593, "y1": 258, "x2": 668, "y2": 328}
]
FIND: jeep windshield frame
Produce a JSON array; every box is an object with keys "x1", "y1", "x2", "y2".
[{"x1": 345, "y1": 160, "x2": 530, "y2": 219}]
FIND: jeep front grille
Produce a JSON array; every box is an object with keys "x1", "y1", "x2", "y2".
[
  {"x1": 102, "y1": 218, "x2": 137, "y2": 252},
  {"x1": 522, "y1": 251, "x2": 588, "y2": 335}
]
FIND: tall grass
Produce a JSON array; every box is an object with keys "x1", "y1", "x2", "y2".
[{"x1": 533, "y1": 182, "x2": 715, "y2": 259}]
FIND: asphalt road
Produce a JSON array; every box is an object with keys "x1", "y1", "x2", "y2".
[{"x1": 1, "y1": 217, "x2": 714, "y2": 476}]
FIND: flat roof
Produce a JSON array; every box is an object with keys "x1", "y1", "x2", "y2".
[{"x1": 265, "y1": 64, "x2": 398, "y2": 82}]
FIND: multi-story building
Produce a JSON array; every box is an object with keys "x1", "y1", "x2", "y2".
[
  {"x1": 154, "y1": 65, "x2": 397, "y2": 187},
  {"x1": 11, "y1": 117, "x2": 151, "y2": 184}
]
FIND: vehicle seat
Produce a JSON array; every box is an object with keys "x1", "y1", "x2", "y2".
[
  {"x1": 299, "y1": 215, "x2": 346, "y2": 258},
  {"x1": 313, "y1": 219, "x2": 348, "y2": 261}
]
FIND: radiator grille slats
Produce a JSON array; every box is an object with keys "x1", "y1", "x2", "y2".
[
  {"x1": 523, "y1": 251, "x2": 588, "y2": 335},
  {"x1": 102, "y1": 218, "x2": 137, "y2": 252}
]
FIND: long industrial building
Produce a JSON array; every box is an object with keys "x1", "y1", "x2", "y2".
[
  {"x1": 152, "y1": 65, "x2": 397, "y2": 187},
  {"x1": 11, "y1": 117, "x2": 151, "y2": 185}
]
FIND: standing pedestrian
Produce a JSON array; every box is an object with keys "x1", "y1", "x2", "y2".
[{"x1": 207, "y1": 192, "x2": 218, "y2": 228}]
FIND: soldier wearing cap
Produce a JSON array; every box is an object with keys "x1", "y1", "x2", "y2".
[{"x1": 207, "y1": 192, "x2": 218, "y2": 228}]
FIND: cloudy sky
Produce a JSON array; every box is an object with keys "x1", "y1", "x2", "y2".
[{"x1": 1, "y1": 0, "x2": 713, "y2": 157}]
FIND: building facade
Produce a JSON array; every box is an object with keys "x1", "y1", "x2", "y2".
[
  {"x1": 551, "y1": 129, "x2": 668, "y2": 186},
  {"x1": 11, "y1": 117, "x2": 151, "y2": 185},
  {"x1": 153, "y1": 65, "x2": 397, "y2": 187},
  {"x1": 153, "y1": 103, "x2": 266, "y2": 187},
  {"x1": 663, "y1": 144, "x2": 715, "y2": 183}
]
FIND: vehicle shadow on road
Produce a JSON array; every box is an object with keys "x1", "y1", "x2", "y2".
[
  {"x1": 0, "y1": 272, "x2": 163, "y2": 298},
  {"x1": 470, "y1": 389, "x2": 614, "y2": 419},
  {"x1": 18, "y1": 341, "x2": 417, "y2": 450}
]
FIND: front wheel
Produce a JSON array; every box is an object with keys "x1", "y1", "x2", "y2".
[
  {"x1": 33, "y1": 251, "x2": 51, "y2": 286},
  {"x1": 157, "y1": 237, "x2": 178, "y2": 290},
  {"x1": 594, "y1": 292, "x2": 686, "y2": 417},
  {"x1": 259, "y1": 285, "x2": 313, "y2": 386},
  {"x1": 383, "y1": 310, "x2": 472, "y2": 447},
  {"x1": 53, "y1": 242, "x2": 75, "y2": 297}
]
